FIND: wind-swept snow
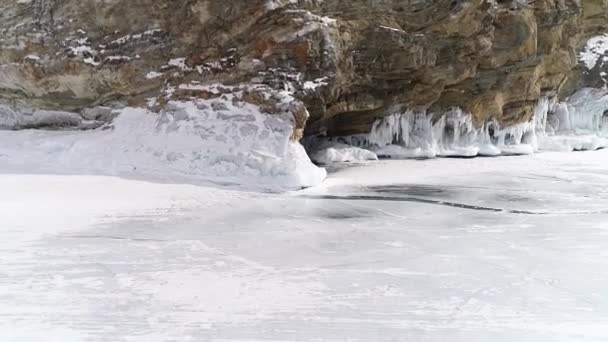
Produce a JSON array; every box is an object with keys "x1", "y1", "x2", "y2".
[
  {"x1": 2, "y1": 149, "x2": 608, "y2": 341},
  {"x1": 0, "y1": 88, "x2": 326, "y2": 190}
]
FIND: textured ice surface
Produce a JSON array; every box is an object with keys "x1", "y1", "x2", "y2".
[
  {"x1": 2, "y1": 150, "x2": 608, "y2": 341},
  {"x1": 0, "y1": 96, "x2": 326, "y2": 190}
]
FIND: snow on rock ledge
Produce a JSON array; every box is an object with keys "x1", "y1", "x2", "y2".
[{"x1": 0, "y1": 85, "x2": 326, "y2": 190}]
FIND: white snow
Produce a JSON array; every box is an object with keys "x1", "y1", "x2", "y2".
[
  {"x1": 303, "y1": 77, "x2": 329, "y2": 91},
  {"x1": 24, "y1": 54, "x2": 40, "y2": 61},
  {"x1": 0, "y1": 88, "x2": 326, "y2": 190},
  {"x1": 265, "y1": 0, "x2": 298, "y2": 11},
  {"x1": 310, "y1": 142, "x2": 378, "y2": 164},
  {"x1": 579, "y1": 34, "x2": 608, "y2": 70},
  {"x1": 104, "y1": 55, "x2": 132, "y2": 63},
  {"x1": 82, "y1": 57, "x2": 99, "y2": 66},
  {"x1": 166, "y1": 57, "x2": 191, "y2": 71},
  {"x1": 2, "y1": 149, "x2": 608, "y2": 341},
  {"x1": 379, "y1": 25, "x2": 404, "y2": 33},
  {"x1": 278, "y1": 10, "x2": 337, "y2": 43},
  {"x1": 145, "y1": 71, "x2": 164, "y2": 79},
  {"x1": 65, "y1": 43, "x2": 99, "y2": 66}
]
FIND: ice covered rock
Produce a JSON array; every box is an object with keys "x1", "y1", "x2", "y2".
[
  {"x1": 312, "y1": 90, "x2": 608, "y2": 161},
  {"x1": 360, "y1": 107, "x2": 541, "y2": 158},
  {"x1": 0, "y1": 106, "x2": 82, "y2": 129},
  {"x1": 0, "y1": 85, "x2": 326, "y2": 190},
  {"x1": 81, "y1": 107, "x2": 117, "y2": 122},
  {"x1": 0, "y1": 105, "x2": 19, "y2": 129},
  {"x1": 538, "y1": 88, "x2": 608, "y2": 151}
]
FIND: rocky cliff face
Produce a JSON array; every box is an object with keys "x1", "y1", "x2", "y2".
[{"x1": 1, "y1": 0, "x2": 607, "y2": 136}]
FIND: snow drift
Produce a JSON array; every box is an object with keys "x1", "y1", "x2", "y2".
[{"x1": 0, "y1": 85, "x2": 326, "y2": 190}]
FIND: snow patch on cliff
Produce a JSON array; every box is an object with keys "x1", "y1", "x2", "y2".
[
  {"x1": 580, "y1": 34, "x2": 608, "y2": 70},
  {"x1": 278, "y1": 9, "x2": 336, "y2": 43},
  {"x1": 265, "y1": 0, "x2": 297, "y2": 11}
]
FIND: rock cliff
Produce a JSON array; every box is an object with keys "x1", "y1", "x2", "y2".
[{"x1": 1, "y1": 0, "x2": 607, "y2": 143}]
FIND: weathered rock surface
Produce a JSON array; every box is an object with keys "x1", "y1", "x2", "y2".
[{"x1": 1, "y1": 0, "x2": 607, "y2": 135}]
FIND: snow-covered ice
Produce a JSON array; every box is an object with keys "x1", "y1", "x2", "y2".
[{"x1": 2, "y1": 148, "x2": 608, "y2": 341}]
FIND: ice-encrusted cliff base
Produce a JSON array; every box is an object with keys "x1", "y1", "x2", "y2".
[
  {"x1": 308, "y1": 88, "x2": 608, "y2": 164},
  {"x1": 0, "y1": 86, "x2": 326, "y2": 191},
  {"x1": 3, "y1": 86, "x2": 608, "y2": 188}
]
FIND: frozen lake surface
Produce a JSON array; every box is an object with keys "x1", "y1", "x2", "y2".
[{"x1": 2, "y1": 150, "x2": 608, "y2": 341}]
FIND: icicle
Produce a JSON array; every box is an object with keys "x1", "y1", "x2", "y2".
[{"x1": 328, "y1": 89, "x2": 608, "y2": 161}]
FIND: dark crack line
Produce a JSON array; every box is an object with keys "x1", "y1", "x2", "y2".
[
  {"x1": 300, "y1": 195, "x2": 608, "y2": 216},
  {"x1": 59, "y1": 235, "x2": 166, "y2": 242}
]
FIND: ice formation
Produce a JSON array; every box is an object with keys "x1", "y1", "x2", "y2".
[
  {"x1": 0, "y1": 105, "x2": 85, "y2": 129},
  {"x1": 310, "y1": 88, "x2": 608, "y2": 161},
  {"x1": 310, "y1": 142, "x2": 378, "y2": 164},
  {"x1": 539, "y1": 88, "x2": 608, "y2": 151},
  {"x1": 0, "y1": 87, "x2": 326, "y2": 190},
  {"x1": 362, "y1": 106, "x2": 542, "y2": 158}
]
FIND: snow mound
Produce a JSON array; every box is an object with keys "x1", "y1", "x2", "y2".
[
  {"x1": 0, "y1": 86, "x2": 326, "y2": 190},
  {"x1": 310, "y1": 142, "x2": 378, "y2": 164}
]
